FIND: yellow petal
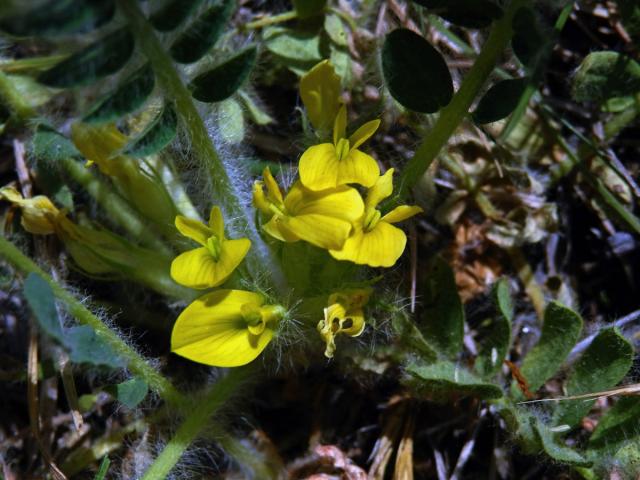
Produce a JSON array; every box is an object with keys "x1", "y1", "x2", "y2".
[
  {"x1": 262, "y1": 215, "x2": 301, "y2": 243},
  {"x1": 333, "y1": 104, "x2": 347, "y2": 145},
  {"x1": 171, "y1": 290, "x2": 271, "y2": 367},
  {"x1": 317, "y1": 303, "x2": 346, "y2": 358},
  {"x1": 262, "y1": 167, "x2": 284, "y2": 206},
  {"x1": 286, "y1": 214, "x2": 353, "y2": 250},
  {"x1": 208, "y1": 206, "x2": 225, "y2": 239},
  {"x1": 253, "y1": 181, "x2": 272, "y2": 215},
  {"x1": 340, "y1": 309, "x2": 365, "y2": 337},
  {"x1": 71, "y1": 123, "x2": 127, "y2": 176},
  {"x1": 330, "y1": 222, "x2": 407, "y2": 267},
  {"x1": 175, "y1": 216, "x2": 211, "y2": 246},
  {"x1": 0, "y1": 186, "x2": 24, "y2": 204},
  {"x1": 299, "y1": 60, "x2": 342, "y2": 133},
  {"x1": 349, "y1": 119, "x2": 380, "y2": 151},
  {"x1": 365, "y1": 168, "x2": 394, "y2": 210},
  {"x1": 337, "y1": 149, "x2": 380, "y2": 188},
  {"x1": 381, "y1": 205, "x2": 423, "y2": 224},
  {"x1": 170, "y1": 237, "x2": 250, "y2": 289},
  {"x1": 299, "y1": 143, "x2": 340, "y2": 191},
  {"x1": 0, "y1": 186, "x2": 60, "y2": 235},
  {"x1": 285, "y1": 182, "x2": 364, "y2": 224}
]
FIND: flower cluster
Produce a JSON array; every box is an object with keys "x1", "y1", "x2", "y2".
[
  {"x1": 253, "y1": 60, "x2": 422, "y2": 268},
  {"x1": 168, "y1": 60, "x2": 423, "y2": 367}
]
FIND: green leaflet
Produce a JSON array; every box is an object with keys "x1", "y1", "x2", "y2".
[
  {"x1": 263, "y1": 26, "x2": 323, "y2": 63},
  {"x1": 38, "y1": 28, "x2": 134, "y2": 88},
  {"x1": 572, "y1": 51, "x2": 640, "y2": 104},
  {"x1": 411, "y1": 0, "x2": 503, "y2": 29},
  {"x1": 382, "y1": 28, "x2": 453, "y2": 113},
  {"x1": 472, "y1": 77, "x2": 529, "y2": 124},
  {"x1": 150, "y1": 0, "x2": 203, "y2": 32},
  {"x1": 554, "y1": 328, "x2": 633, "y2": 427},
  {"x1": 418, "y1": 256, "x2": 464, "y2": 358},
  {"x1": 170, "y1": 0, "x2": 235, "y2": 64},
  {"x1": 475, "y1": 279, "x2": 513, "y2": 376},
  {"x1": 24, "y1": 273, "x2": 64, "y2": 342},
  {"x1": 23, "y1": 273, "x2": 125, "y2": 369},
  {"x1": 0, "y1": 0, "x2": 115, "y2": 37},
  {"x1": 66, "y1": 325, "x2": 127, "y2": 368},
  {"x1": 590, "y1": 396, "x2": 640, "y2": 449},
  {"x1": 392, "y1": 312, "x2": 438, "y2": 363},
  {"x1": 292, "y1": 0, "x2": 326, "y2": 19},
  {"x1": 83, "y1": 64, "x2": 155, "y2": 124},
  {"x1": 514, "y1": 301, "x2": 583, "y2": 398},
  {"x1": 124, "y1": 104, "x2": 178, "y2": 158},
  {"x1": 106, "y1": 378, "x2": 149, "y2": 409},
  {"x1": 324, "y1": 12, "x2": 347, "y2": 46},
  {"x1": 405, "y1": 360, "x2": 503, "y2": 401},
  {"x1": 511, "y1": 7, "x2": 549, "y2": 69},
  {"x1": 533, "y1": 418, "x2": 592, "y2": 467},
  {"x1": 189, "y1": 47, "x2": 257, "y2": 103}
]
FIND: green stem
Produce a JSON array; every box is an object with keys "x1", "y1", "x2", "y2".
[
  {"x1": 140, "y1": 369, "x2": 251, "y2": 480},
  {"x1": 0, "y1": 54, "x2": 68, "y2": 74},
  {"x1": 0, "y1": 236, "x2": 184, "y2": 406},
  {"x1": 553, "y1": 134, "x2": 640, "y2": 234},
  {"x1": 0, "y1": 70, "x2": 36, "y2": 123},
  {"x1": 118, "y1": 0, "x2": 286, "y2": 295},
  {"x1": 61, "y1": 157, "x2": 173, "y2": 256},
  {"x1": 397, "y1": 0, "x2": 527, "y2": 200},
  {"x1": 242, "y1": 10, "x2": 297, "y2": 30},
  {"x1": 500, "y1": 2, "x2": 573, "y2": 140}
]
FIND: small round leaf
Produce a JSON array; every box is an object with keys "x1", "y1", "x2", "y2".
[
  {"x1": 472, "y1": 77, "x2": 528, "y2": 124},
  {"x1": 189, "y1": 47, "x2": 257, "y2": 103},
  {"x1": 382, "y1": 28, "x2": 453, "y2": 113}
]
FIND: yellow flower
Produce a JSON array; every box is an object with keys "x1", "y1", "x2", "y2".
[
  {"x1": 299, "y1": 59, "x2": 342, "y2": 134},
  {"x1": 330, "y1": 169, "x2": 422, "y2": 267},
  {"x1": 171, "y1": 206, "x2": 251, "y2": 289},
  {"x1": 317, "y1": 288, "x2": 371, "y2": 358},
  {"x1": 299, "y1": 105, "x2": 381, "y2": 191},
  {"x1": 0, "y1": 186, "x2": 60, "y2": 234},
  {"x1": 252, "y1": 167, "x2": 364, "y2": 251},
  {"x1": 171, "y1": 289, "x2": 285, "y2": 367}
]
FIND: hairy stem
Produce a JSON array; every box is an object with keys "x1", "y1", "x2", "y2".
[
  {"x1": 242, "y1": 10, "x2": 297, "y2": 30},
  {"x1": 0, "y1": 236, "x2": 184, "y2": 406},
  {"x1": 118, "y1": 0, "x2": 286, "y2": 294},
  {"x1": 397, "y1": 0, "x2": 528, "y2": 200},
  {"x1": 140, "y1": 369, "x2": 251, "y2": 480}
]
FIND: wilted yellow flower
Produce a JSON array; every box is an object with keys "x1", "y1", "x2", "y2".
[
  {"x1": 0, "y1": 186, "x2": 60, "y2": 234},
  {"x1": 299, "y1": 105, "x2": 381, "y2": 191},
  {"x1": 317, "y1": 288, "x2": 371, "y2": 358},
  {"x1": 300, "y1": 59, "x2": 342, "y2": 134},
  {"x1": 71, "y1": 123, "x2": 177, "y2": 227},
  {"x1": 171, "y1": 289, "x2": 285, "y2": 367},
  {"x1": 171, "y1": 206, "x2": 251, "y2": 289},
  {"x1": 253, "y1": 167, "x2": 364, "y2": 251},
  {"x1": 330, "y1": 169, "x2": 422, "y2": 267}
]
